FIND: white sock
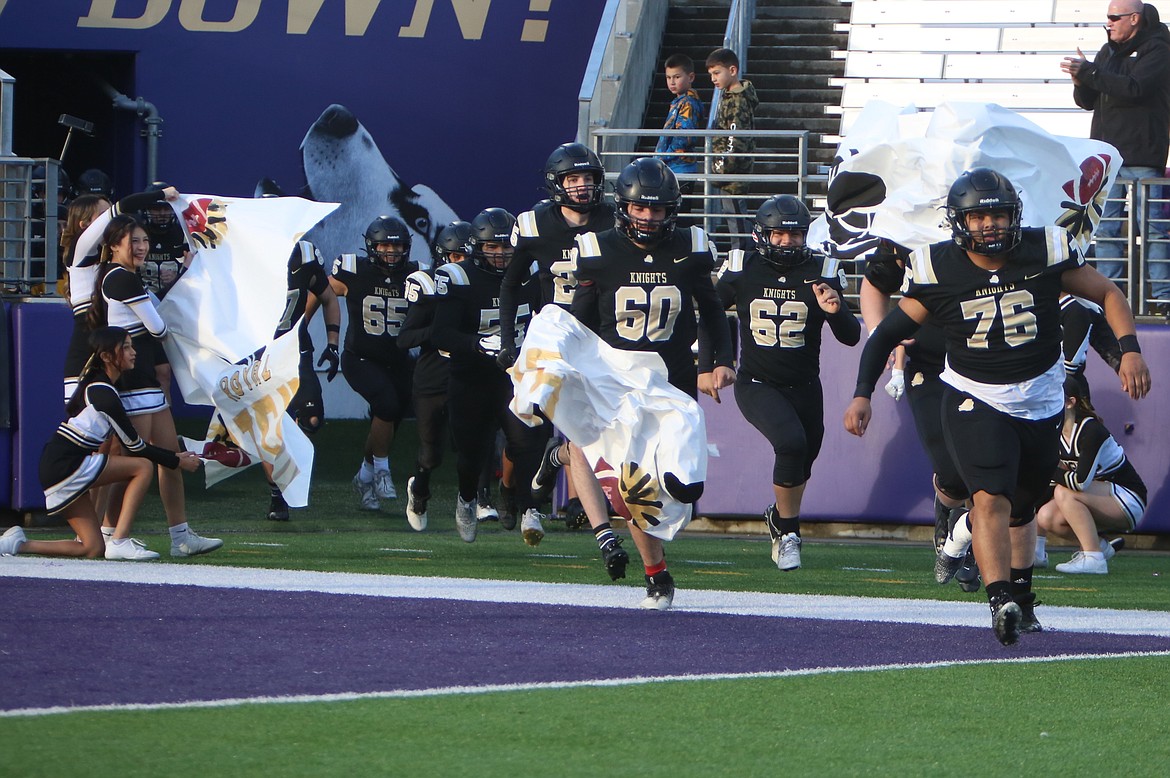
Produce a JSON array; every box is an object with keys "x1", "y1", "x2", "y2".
[
  {"x1": 373, "y1": 456, "x2": 390, "y2": 473},
  {"x1": 359, "y1": 459, "x2": 375, "y2": 482},
  {"x1": 101, "y1": 526, "x2": 115, "y2": 537},
  {"x1": 942, "y1": 512, "x2": 973, "y2": 558},
  {"x1": 1035, "y1": 536, "x2": 1047, "y2": 555},
  {"x1": 169, "y1": 522, "x2": 190, "y2": 541}
]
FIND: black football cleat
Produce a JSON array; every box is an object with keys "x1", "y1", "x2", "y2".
[{"x1": 601, "y1": 536, "x2": 629, "y2": 581}]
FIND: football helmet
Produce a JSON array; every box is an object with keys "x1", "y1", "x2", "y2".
[
  {"x1": 544, "y1": 142, "x2": 605, "y2": 212},
  {"x1": 432, "y1": 220, "x2": 473, "y2": 266},
  {"x1": 469, "y1": 208, "x2": 516, "y2": 275},
  {"x1": 752, "y1": 194, "x2": 813, "y2": 267},
  {"x1": 613, "y1": 157, "x2": 680, "y2": 247},
  {"x1": 142, "y1": 181, "x2": 177, "y2": 228},
  {"x1": 947, "y1": 167, "x2": 1022, "y2": 256},
  {"x1": 363, "y1": 215, "x2": 412, "y2": 272},
  {"x1": 74, "y1": 168, "x2": 113, "y2": 198}
]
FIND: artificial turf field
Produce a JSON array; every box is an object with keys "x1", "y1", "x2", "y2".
[{"x1": 2, "y1": 420, "x2": 1169, "y2": 776}]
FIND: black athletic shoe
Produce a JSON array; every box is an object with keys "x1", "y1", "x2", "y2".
[
  {"x1": 932, "y1": 496, "x2": 950, "y2": 554},
  {"x1": 934, "y1": 549, "x2": 964, "y2": 584},
  {"x1": 564, "y1": 498, "x2": 588, "y2": 530},
  {"x1": 530, "y1": 439, "x2": 563, "y2": 502},
  {"x1": 266, "y1": 494, "x2": 290, "y2": 522},
  {"x1": 991, "y1": 597, "x2": 1023, "y2": 646},
  {"x1": 601, "y1": 536, "x2": 629, "y2": 581},
  {"x1": 640, "y1": 570, "x2": 674, "y2": 610},
  {"x1": 956, "y1": 550, "x2": 981, "y2": 593},
  {"x1": 499, "y1": 483, "x2": 518, "y2": 531},
  {"x1": 1017, "y1": 592, "x2": 1043, "y2": 634}
]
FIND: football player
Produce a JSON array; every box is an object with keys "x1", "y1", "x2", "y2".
[
  {"x1": 566, "y1": 157, "x2": 735, "y2": 610},
  {"x1": 705, "y1": 195, "x2": 860, "y2": 571},
  {"x1": 502, "y1": 142, "x2": 617, "y2": 526},
  {"x1": 860, "y1": 241, "x2": 978, "y2": 589},
  {"x1": 137, "y1": 181, "x2": 191, "y2": 297},
  {"x1": 431, "y1": 208, "x2": 550, "y2": 545},
  {"x1": 395, "y1": 221, "x2": 472, "y2": 531},
  {"x1": 329, "y1": 216, "x2": 417, "y2": 513},
  {"x1": 262, "y1": 239, "x2": 341, "y2": 521},
  {"x1": 845, "y1": 167, "x2": 1151, "y2": 645}
]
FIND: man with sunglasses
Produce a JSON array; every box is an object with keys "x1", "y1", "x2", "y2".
[{"x1": 1061, "y1": 2, "x2": 1170, "y2": 310}]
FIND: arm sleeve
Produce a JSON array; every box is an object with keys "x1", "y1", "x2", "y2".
[
  {"x1": 854, "y1": 306, "x2": 921, "y2": 398},
  {"x1": 694, "y1": 272, "x2": 734, "y2": 372},
  {"x1": 827, "y1": 303, "x2": 862, "y2": 346},
  {"x1": 128, "y1": 297, "x2": 168, "y2": 337},
  {"x1": 697, "y1": 278, "x2": 737, "y2": 371},
  {"x1": 498, "y1": 249, "x2": 529, "y2": 348},
  {"x1": 89, "y1": 384, "x2": 181, "y2": 469}
]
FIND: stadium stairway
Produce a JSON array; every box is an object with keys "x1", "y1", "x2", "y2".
[{"x1": 638, "y1": 0, "x2": 849, "y2": 199}]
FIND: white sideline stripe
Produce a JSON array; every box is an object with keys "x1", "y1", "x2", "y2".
[
  {"x1": 4, "y1": 558, "x2": 1169, "y2": 636},
  {"x1": 4, "y1": 650, "x2": 1169, "y2": 719}
]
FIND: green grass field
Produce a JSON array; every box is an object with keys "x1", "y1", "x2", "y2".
[{"x1": 4, "y1": 420, "x2": 1169, "y2": 776}]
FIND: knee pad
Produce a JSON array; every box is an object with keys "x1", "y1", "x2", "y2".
[{"x1": 934, "y1": 474, "x2": 970, "y2": 503}]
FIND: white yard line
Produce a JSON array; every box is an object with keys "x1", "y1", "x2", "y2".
[{"x1": 4, "y1": 556, "x2": 1169, "y2": 636}]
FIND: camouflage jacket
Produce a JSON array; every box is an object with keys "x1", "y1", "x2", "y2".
[{"x1": 711, "y1": 80, "x2": 758, "y2": 176}]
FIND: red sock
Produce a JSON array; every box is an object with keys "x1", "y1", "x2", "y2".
[{"x1": 645, "y1": 560, "x2": 667, "y2": 577}]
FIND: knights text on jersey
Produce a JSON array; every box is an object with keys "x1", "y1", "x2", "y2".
[
  {"x1": 511, "y1": 200, "x2": 618, "y2": 310},
  {"x1": 903, "y1": 227, "x2": 1082, "y2": 384},
  {"x1": 331, "y1": 254, "x2": 416, "y2": 362},
  {"x1": 716, "y1": 249, "x2": 844, "y2": 386},
  {"x1": 139, "y1": 221, "x2": 189, "y2": 296},
  {"x1": 572, "y1": 226, "x2": 723, "y2": 379}
]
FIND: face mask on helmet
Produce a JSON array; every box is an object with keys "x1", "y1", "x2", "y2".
[
  {"x1": 470, "y1": 208, "x2": 517, "y2": 275},
  {"x1": 364, "y1": 216, "x2": 412, "y2": 272},
  {"x1": 752, "y1": 195, "x2": 813, "y2": 267},
  {"x1": 545, "y1": 143, "x2": 605, "y2": 212},
  {"x1": 614, "y1": 158, "x2": 680, "y2": 247},
  {"x1": 431, "y1": 221, "x2": 473, "y2": 267},
  {"x1": 947, "y1": 168, "x2": 1022, "y2": 256}
]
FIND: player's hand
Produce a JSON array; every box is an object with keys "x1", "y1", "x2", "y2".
[
  {"x1": 177, "y1": 450, "x2": 203, "y2": 472},
  {"x1": 698, "y1": 367, "x2": 735, "y2": 403},
  {"x1": 317, "y1": 343, "x2": 340, "y2": 382},
  {"x1": 884, "y1": 368, "x2": 905, "y2": 401},
  {"x1": 477, "y1": 334, "x2": 501, "y2": 358},
  {"x1": 1118, "y1": 352, "x2": 1151, "y2": 399},
  {"x1": 844, "y1": 397, "x2": 873, "y2": 437},
  {"x1": 497, "y1": 342, "x2": 518, "y2": 371},
  {"x1": 813, "y1": 282, "x2": 841, "y2": 314}
]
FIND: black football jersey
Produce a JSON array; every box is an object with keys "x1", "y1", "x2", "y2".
[
  {"x1": 275, "y1": 241, "x2": 330, "y2": 341},
  {"x1": 432, "y1": 260, "x2": 538, "y2": 379},
  {"x1": 509, "y1": 200, "x2": 618, "y2": 310},
  {"x1": 139, "y1": 220, "x2": 189, "y2": 295},
  {"x1": 399, "y1": 267, "x2": 451, "y2": 396},
  {"x1": 903, "y1": 227, "x2": 1082, "y2": 384},
  {"x1": 331, "y1": 253, "x2": 416, "y2": 362},
  {"x1": 715, "y1": 249, "x2": 854, "y2": 386},
  {"x1": 571, "y1": 225, "x2": 733, "y2": 386}
]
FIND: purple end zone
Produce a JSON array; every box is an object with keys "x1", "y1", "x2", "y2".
[{"x1": 2, "y1": 578, "x2": 1167, "y2": 712}]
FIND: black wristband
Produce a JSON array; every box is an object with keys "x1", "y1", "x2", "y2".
[
  {"x1": 1119, "y1": 334, "x2": 1141, "y2": 354},
  {"x1": 325, "y1": 323, "x2": 341, "y2": 333}
]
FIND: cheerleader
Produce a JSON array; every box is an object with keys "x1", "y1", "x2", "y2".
[
  {"x1": 0, "y1": 328, "x2": 201, "y2": 560},
  {"x1": 1035, "y1": 375, "x2": 1147, "y2": 574}
]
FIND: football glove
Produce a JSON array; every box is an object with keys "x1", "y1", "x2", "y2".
[
  {"x1": 884, "y1": 368, "x2": 905, "y2": 402},
  {"x1": 317, "y1": 343, "x2": 340, "y2": 381},
  {"x1": 496, "y1": 342, "x2": 518, "y2": 370},
  {"x1": 477, "y1": 334, "x2": 501, "y2": 358}
]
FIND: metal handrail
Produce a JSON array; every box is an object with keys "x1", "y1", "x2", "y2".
[
  {"x1": 576, "y1": 0, "x2": 622, "y2": 144},
  {"x1": 706, "y1": 0, "x2": 757, "y2": 131}
]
